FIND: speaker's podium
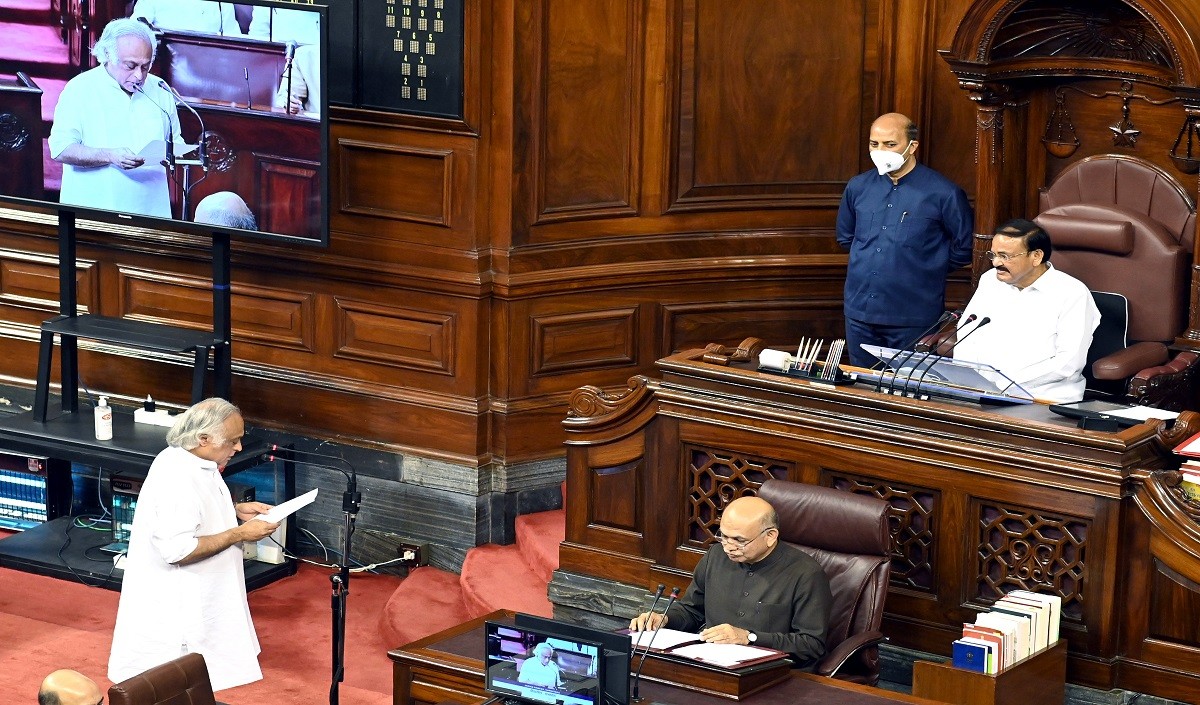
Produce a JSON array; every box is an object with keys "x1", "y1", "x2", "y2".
[
  {"x1": 856, "y1": 345, "x2": 1035, "y2": 405},
  {"x1": 0, "y1": 404, "x2": 297, "y2": 590}
]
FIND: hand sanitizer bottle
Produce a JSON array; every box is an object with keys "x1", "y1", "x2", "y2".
[{"x1": 95, "y1": 396, "x2": 113, "y2": 440}]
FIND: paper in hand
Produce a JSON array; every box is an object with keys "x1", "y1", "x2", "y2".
[{"x1": 259, "y1": 488, "x2": 318, "y2": 524}]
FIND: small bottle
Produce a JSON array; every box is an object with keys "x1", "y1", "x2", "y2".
[{"x1": 95, "y1": 396, "x2": 113, "y2": 441}]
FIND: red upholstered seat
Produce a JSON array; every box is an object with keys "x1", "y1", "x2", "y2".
[{"x1": 1033, "y1": 155, "x2": 1199, "y2": 409}]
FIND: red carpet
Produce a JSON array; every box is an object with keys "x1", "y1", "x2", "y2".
[{"x1": 0, "y1": 562, "x2": 398, "y2": 704}]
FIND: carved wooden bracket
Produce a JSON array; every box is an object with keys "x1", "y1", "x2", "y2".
[
  {"x1": 566, "y1": 376, "x2": 651, "y2": 419},
  {"x1": 700, "y1": 337, "x2": 766, "y2": 366}
]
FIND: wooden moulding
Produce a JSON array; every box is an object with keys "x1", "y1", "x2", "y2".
[
  {"x1": 636, "y1": 650, "x2": 792, "y2": 700},
  {"x1": 910, "y1": 640, "x2": 1067, "y2": 705}
]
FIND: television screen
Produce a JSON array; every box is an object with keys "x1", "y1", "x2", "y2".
[
  {"x1": 0, "y1": 0, "x2": 329, "y2": 246},
  {"x1": 514, "y1": 613, "x2": 632, "y2": 705},
  {"x1": 485, "y1": 621, "x2": 604, "y2": 705}
]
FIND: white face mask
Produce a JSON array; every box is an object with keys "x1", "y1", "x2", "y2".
[{"x1": 870, "y1": 142, "x2": 911, "y2": 175}]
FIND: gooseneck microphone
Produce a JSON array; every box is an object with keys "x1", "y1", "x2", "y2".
[
  {"x1": 282, "y1": 41, "x2": 297, "y2": 114},
  {"x1": 872, "y1": 310, "x2": 961, "y2": 393},
  {"x1": 134, "y1": 82, "x2": 174, "y2": 171},
  {"x1": 631, "y1": 586, "x2": 678, "y2": 702},
  {"x1": 244, "y1": 67, "x2": 253, "y2": 109},
  {"x1": 262, "y1": 444, "x2": 354, "y2": 478},
  {"x1": 160, "y1": 81, "x2": 208, "y2": 168},
  {"x1": 896, "y1": 313, "x2": 976, "y2": 397},
  {"x1": 908, "y1": 315, "x2": 992, "y2": 397}
]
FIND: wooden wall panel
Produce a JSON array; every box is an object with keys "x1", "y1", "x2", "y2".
[
  {"x1": 334, "y1": 298, "x2": 457, "y2": 375},
  {"x1": 670, "y1": 0, "x2": 872, "y2": 209},
  {"x1": 534, "y1": 0, "x2": 641, "y2": 222},
  {"x1": 0, "y1": 252, "x2": 94, "y2": 320}
]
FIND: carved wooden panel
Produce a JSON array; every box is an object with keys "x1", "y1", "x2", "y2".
[
  {"x1": 337, "y1": 138, "x2": 453, "y2": 225},
  {"x1": 118, "y1": 267, "x2": 316, "y2": 352},
  {"x1": 532, "y1": 0, "x2": 641, "y2": 223},
  {"x1": 669, "y1": 0, "x2": 873, "y2": 210},
  {"x1": 828, "y1": 472, "x2": 939, "y2": 594},
  {"x1": 976, "y1": 500, "x2": 1089, "y2": 622},
  {"x1": 1148, "y1": 559, "x2": 1200, "y2": 645},
  {"x1": 589, "y1": 459, "x2": 641, "y2": 532},
  {"x1": 333, "y1": 298, "x2": 456, "y2": 374},
  {"x1": 0, "y1": 254, "x2": 95, "y2": 317},
  {"x1": 685, "y1": 446, "x2": 790, "y2": 544},
  {"x1": 531, "y1": 308, "x2": 638, "y2": 376}
]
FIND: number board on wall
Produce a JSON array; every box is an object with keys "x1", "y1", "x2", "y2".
[{"x1": 358, "y1": 0, "x2": 464, "y2": 119}]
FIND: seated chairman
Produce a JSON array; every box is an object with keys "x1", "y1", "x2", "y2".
[
  {"x1": 954, "y1": 218, "x2": 1100, "y2": 403},
  {"x1": 517, "y1": 642, "x2": 564, "y2": 689},
  {"x1": 629, "y1": 496, "x2": 832, "y2": 669}
]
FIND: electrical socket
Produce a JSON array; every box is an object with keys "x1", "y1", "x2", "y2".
[{"x1": 397, "y1": 541, "x2": 430, "y2": 566}]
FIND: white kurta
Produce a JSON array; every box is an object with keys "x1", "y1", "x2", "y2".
[
  {"x1": 49, "y1": 68, "x2": 181, "y2": 218},
  {"x1": 108, "y1": 446, "x2": 262, "y2": 691},
  {"x1": 955, "y1": 263, "x2": 1100, "y2": 403}
]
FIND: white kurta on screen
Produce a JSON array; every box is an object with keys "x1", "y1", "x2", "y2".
[
  {"x1": 49, "y1": 68, "x2": 181, "y2": 218},
  {"x1": 108, "y1": 446, "x2": 262, "y2": 691}
]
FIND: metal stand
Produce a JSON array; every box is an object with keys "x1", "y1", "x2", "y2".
[{"x1": 330, "y1": 464, "x2": 360, "y2": 705}]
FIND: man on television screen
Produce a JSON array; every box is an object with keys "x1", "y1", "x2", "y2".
[{"x1": 49, "y1": 18, "x2": 185, "y2": 218}]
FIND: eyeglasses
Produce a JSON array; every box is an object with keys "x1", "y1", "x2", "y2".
[
  {"x1": 714, "y1": 526, "x2": 772, "y2": 549},
  {"x1": 985, "y1": 250, "x2": 1029, "y2": 263}
]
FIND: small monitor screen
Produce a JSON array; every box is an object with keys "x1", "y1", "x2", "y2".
[
  {"x1": 485, "y1": 621, "x2": 603, "y2": 705},
  {"x1": 0, "y1": 0, "x2": 329, "y2": 246}
]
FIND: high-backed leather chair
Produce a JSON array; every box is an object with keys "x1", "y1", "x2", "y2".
[
  {"x1": 756, "y1": 479, "x2": 891, "y2": 685},
  {"x1": 1034, "y1": 154, "x2": 1199, "y2": 409},
  {"x1": 107, "y1": 653, "x2": 218, "y2": 705}
]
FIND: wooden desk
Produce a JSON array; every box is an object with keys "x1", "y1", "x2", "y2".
[
  {"x1": 556, "y1": 345, "x2": 1200, "y2": 702},
  {"x1": 388, "y1": 611, "x2": 945, "y2": 705}
]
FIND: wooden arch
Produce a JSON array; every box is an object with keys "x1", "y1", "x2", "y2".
[{"x1": 940, "y1": 0, "x2": 1200, "y2": 348}]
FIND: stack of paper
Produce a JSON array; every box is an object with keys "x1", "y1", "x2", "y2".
[{"x1": 952, "y1": 591, "x2": 1061, "y2": 673}]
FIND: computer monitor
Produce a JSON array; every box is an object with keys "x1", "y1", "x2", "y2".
[
  {"x1": 514, "y1": 613, "x2": 631, "y2": 705},
  {"x1": 485, "y1": 620, "x2": 604, "y2": 705}
]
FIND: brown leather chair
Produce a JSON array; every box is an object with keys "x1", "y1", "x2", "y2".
[
  {"x1": 756, "y1": 479, "x2": 891, "y2": 685},
  {"x1": 1033, "y1": 154, "x2": 1199, "y2": 409},
  {"x1": 107, "y1": 653, "x2": 218, "y2": 705}
]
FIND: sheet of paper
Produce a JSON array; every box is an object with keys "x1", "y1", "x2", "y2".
[
  {"x1": 259, "y1": 488, "x2": 318, "y2": 524},
  {"x1": 668, "y1": 642, "x2": 780, "y2": 668},
  {"x1": 630, "y1": 627, "x2": 700, "y2": 650},
  {"x1": 135, "y1": 139, "x2": 167, "y2": 167},
  {"x1": 1105, "y1": 405, "x2": 1179, "y2": 422}
]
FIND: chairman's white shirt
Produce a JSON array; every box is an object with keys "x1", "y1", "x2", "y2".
[
  {"x1": 49, "y1": 67, "x2": 180, "y2": 218},
  {"x1": 108, "y1": 446, "x2": 261, "y2": 691},
  {"x1": 131, "y1": 0, "x2": 238, "y2": 35},
  {"x1": 955, "y1": 263, "x2": 1100, "y2": 403}
]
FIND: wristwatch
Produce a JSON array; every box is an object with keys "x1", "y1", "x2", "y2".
[{"x1": 747, "y1": 632, "x2": 758, "y2": 643}]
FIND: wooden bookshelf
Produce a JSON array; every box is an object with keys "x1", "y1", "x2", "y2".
[{"x1": 911, "y1": 640, "x2": 1066, "y2": 705}]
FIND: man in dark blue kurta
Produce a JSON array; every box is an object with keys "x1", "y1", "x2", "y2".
[{"x1": 836, "y1": 112, "x2": 974, "y2": 368}]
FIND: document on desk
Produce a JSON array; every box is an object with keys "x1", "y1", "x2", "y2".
[
  {"x1": 630, "y1": 628, "x2": 703, "y2": 651},
  {"x1": 668, "y1": 642, "x2": 783, "y2": 668},
  {"x1": 260, "y1": 488, "x2": 318, "y2": 524},
  {"x1": 1106, "y1": 405, "x2": 1179, "y2": 422}
]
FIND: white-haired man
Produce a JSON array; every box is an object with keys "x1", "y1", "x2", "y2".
[
  {"x1": 49, "y1": 17, "x2": 186, "y2": 217},
  {"x1": 518, "y1": 642, "x2": 564, "y2": 689},
  {"x1": 108, "y1": 398, "x2": 278, "y2": 691}
]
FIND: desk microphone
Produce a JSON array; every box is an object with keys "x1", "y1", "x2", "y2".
[
  {"x1": 631, "y1": 587, "x2": 677, "y2": 702},
  {"x1": 159, "y1": 81, "x2": 208, "y2": 168},
  {"x1": 873, "y1": 310, "x2": 960, "y2": 393},
  {"x1": 906, "y1": 316, "x2": 991, "y2": 398},
  {"x1": 896, "y1": 313, "x2": 976, "y2": 397},
  {"x1": 244, "y1": 67, "x2": 253, "y2": 109}
]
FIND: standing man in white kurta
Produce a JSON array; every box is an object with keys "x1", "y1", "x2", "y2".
[
  {"x1": 49, "y1": 18, "x2": 183, "y2": 218},
  {"x1": 108, "y1": 398, "x2": 279, "y2": 691}
]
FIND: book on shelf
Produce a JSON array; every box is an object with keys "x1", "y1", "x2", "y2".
[
  {"x1": 629, "y1": 628, "x2": 789, "y2": 669},
  {"x1": 955, "y1": 590, "x2": 1063, "y2": 673},
  {"x1": 952, "y1": 638, "x2": 992, "y2": 673}
]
